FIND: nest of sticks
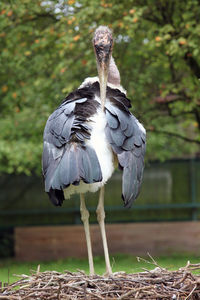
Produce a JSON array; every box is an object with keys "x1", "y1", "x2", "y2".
[{"x1": 1, "y1": 257, "x2": 200, "y2": 299}]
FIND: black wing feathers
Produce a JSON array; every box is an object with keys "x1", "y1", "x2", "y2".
[
  {"x1": 105, "y1": 88, "x2": 146, "y2": 208},
  {"x1": 42, "y1": 84, "x2": 102, "y2": 206}
]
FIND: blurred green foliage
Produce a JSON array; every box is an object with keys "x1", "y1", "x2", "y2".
[{"x1": 0, "y1": 0, "x2": 200, "y2": 175}]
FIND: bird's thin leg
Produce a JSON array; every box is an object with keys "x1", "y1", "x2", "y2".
[
  {"x1": 96, "y1": 186, "x2": 112, "y2": 275},
  {"x1": 80, "y1": 193, "x2": 95, "y2": 276}
]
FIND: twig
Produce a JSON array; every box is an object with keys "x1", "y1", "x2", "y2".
[
  {"x1": 1, "y1": 261, "x2": 200, "y2": 299},
  {"x1": 185, "y1": 284, "x2": 197, "y2": 300},
  {"x1": 118, "y1": 285, "x2": 154, "y2": 299}
]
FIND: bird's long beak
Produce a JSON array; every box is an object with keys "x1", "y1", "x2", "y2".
[{"x1": 93, "y1": 26, "x2": 113, "y2": 110}]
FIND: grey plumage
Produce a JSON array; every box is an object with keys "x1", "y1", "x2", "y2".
[
  {"x1": 105, "y1": 90, "x2": 146, "y2": 208},
  {"x1": 81, "y1": 146, "x2": 102, "y2": 183},
  {"x1": 42, "y1": 81, "x2": 146, "y2": 207},
  {"x1": 42, "y1": 92, "x2": 102, "y2": 205}
]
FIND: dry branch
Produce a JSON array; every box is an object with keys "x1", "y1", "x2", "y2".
[{"x1": 1, "y1": 259, "x2": 200, "y2": 299}]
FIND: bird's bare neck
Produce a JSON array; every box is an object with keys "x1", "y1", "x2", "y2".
[{"x1": 108, "y1": 56, "x2": 121, "y2": 86}]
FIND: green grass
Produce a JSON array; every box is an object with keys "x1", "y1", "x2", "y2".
[{"x1": 0, "y1": 254, "x2": 200, "y2": 284}]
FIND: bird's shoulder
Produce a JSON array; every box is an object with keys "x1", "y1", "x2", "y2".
[
  {"x1": 43, "y1": 81, "x2": 102, "y2": 147},
  {"x1": 105, "y1": 87, "x2": 146, "y2": 152}
]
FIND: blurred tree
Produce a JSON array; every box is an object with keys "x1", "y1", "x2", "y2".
[{"x1": 0, "y1": 0, "x2": 199, "y2": 175}]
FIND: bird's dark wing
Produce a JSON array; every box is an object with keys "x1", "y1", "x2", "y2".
[
  {"x1": 105, "y1": 88, "x2": 146, "y2": 208},
  {"x1": 42, "y1": 88, "x2": 102, "y2": 206}
]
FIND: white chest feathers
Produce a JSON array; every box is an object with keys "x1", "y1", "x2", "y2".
[
  {"x1": 64, "y1": 108, "x2": 114, "y2": 199},
  {"x1": 87, "y1": 108, "x2": 114, "y2": 183}
]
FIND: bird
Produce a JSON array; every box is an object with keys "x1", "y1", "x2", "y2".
[{"x1": 42, "y1": 26, "x2": 146, "y2": 276}]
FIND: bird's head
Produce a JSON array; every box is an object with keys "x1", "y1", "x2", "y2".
[
  {"x1": 93, "y1": 26, "x2": 113, "y2": 108},
  {"x1": 93, "y1": 26, "x2": 113, "y2": 71}
]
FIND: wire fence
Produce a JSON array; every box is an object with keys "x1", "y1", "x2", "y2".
[{"x1": 0, "y1": 158, "x2": 199, "y2": 228}]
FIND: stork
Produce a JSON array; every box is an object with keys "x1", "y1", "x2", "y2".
[{"x1": 42, "y1": 26, "x2": 146, "y2": 276}]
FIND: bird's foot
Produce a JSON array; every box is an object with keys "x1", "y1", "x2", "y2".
[{"x1": 103, "y1": 269, "x2": 113, "y2": 277}]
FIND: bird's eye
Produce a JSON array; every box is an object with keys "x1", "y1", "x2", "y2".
[{"x1": 95, "y1": 45, "x2": 103, "y2": 53}]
